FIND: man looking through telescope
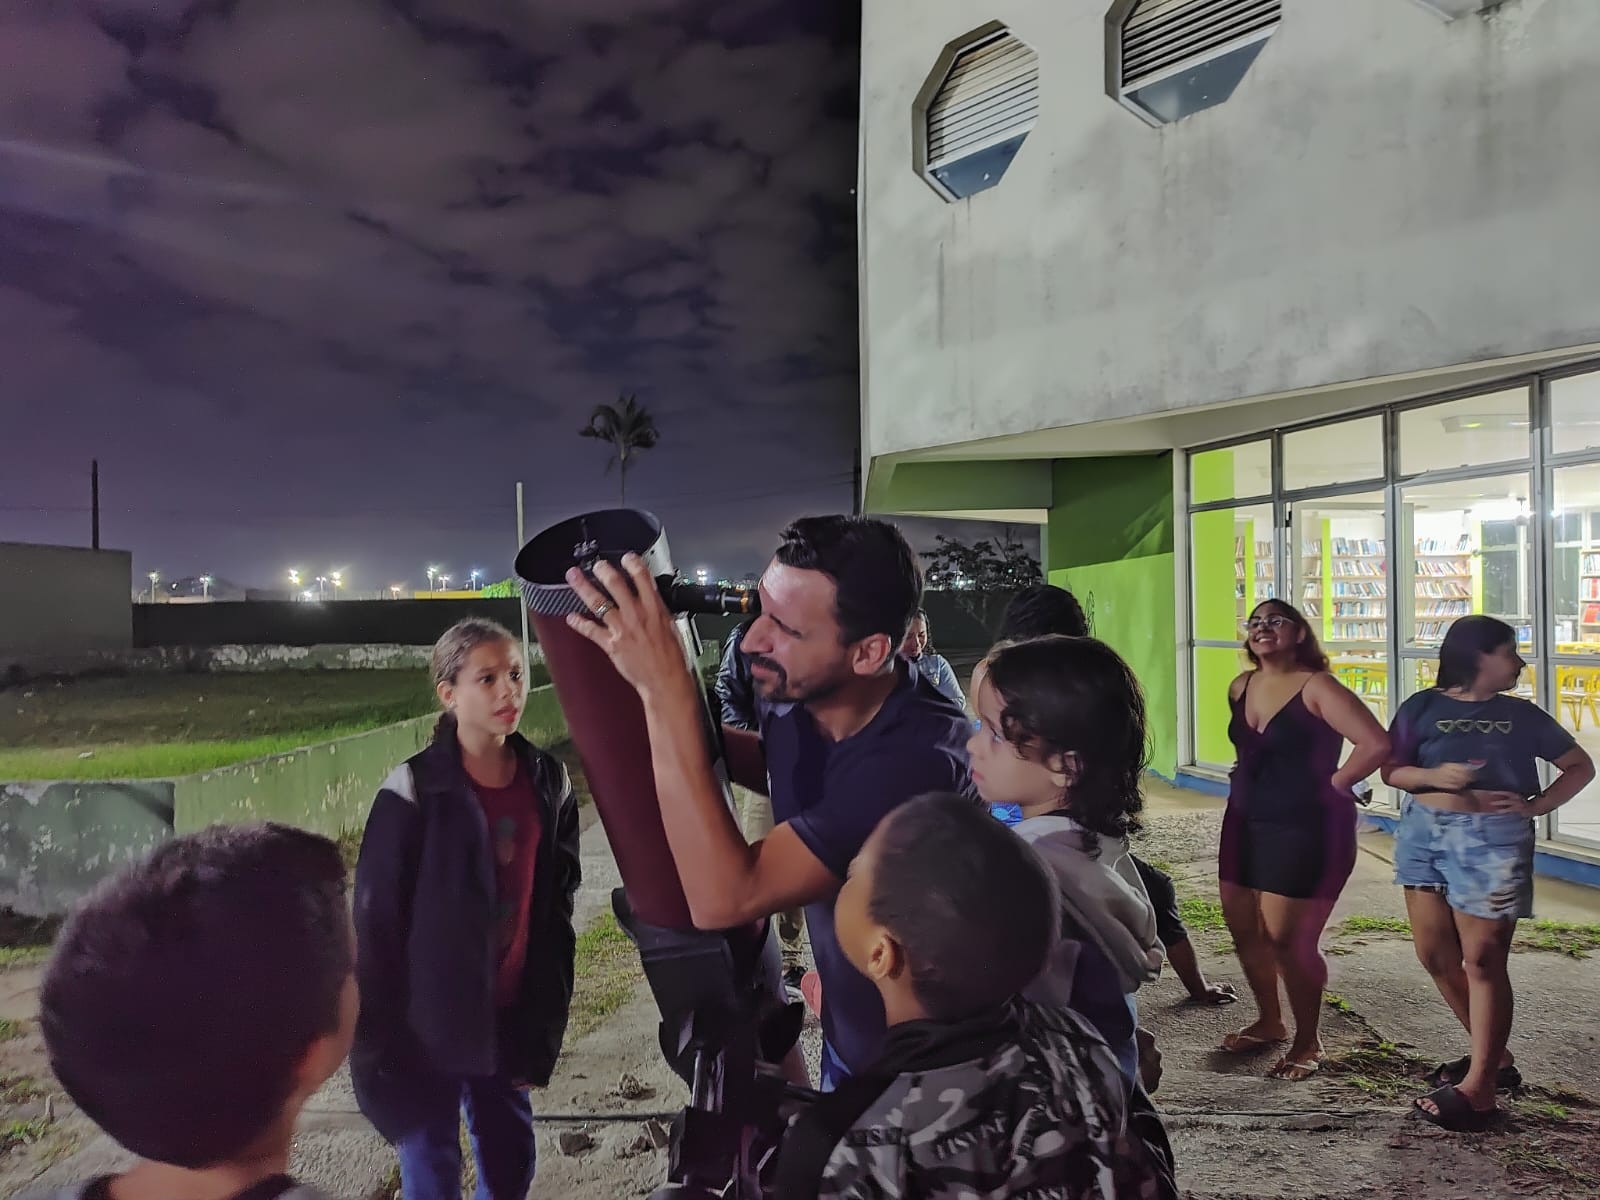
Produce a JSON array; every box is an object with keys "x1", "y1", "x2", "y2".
[{"x1": 564, "y1": 516, "x2": 972, "y2": 1088}]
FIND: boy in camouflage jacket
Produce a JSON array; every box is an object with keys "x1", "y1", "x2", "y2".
[{"x1": 775, "y1": 793, "x2": 1177, "y2": 1200}]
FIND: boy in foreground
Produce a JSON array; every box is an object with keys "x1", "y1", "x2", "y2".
[
  {"x1": 774, "y1": 793, "x2": 1176, "y2": 1199},
  {"x1": 23, "y1": 823, "x2": 358, "y2": 1200}
]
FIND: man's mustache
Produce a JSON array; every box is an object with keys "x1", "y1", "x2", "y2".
[{"x1": 748, "y1": 654, "x2": 786, "y2": 682}]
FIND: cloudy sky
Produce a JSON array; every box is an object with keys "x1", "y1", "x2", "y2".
[{"x1": 2, "y1": 0, "x2": 1025, "y2": 595}]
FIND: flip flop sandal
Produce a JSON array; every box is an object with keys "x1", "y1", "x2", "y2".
[
  {"x1": 1219, "y1": 1030, "x2": 1283, "y2": 1054},
  {"x1": 1426, "y1": 1056, "x2": 1523, "y2": 1092},
  {"x1": 1411, "y1": 1085, "x2": 1500, "y2": 1133},
  {"x1": 1185, "y1": 983, "x2": 1240, "y2": 1006},
  {"x1": 1269, "y1": 1056, "x2": 1324, "y2": 1081}
]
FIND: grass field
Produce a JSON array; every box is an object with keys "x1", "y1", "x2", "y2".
[{"x1": 0, "y1": 667, "x2": 550, "y2": 781}]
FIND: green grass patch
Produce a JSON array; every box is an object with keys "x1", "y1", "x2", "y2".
[
  {"x1": 0, "y1": 1020, "x2": 25, "y2": 1043},
  {"x1": 1178, "y1": 897, "x2": 1227, "y2": 935},
  {"x1": 1515, "y1": 919, "x2": 1600, "y2": 960},
  {"x1": 1341, "y1": 915, "x2": 1412, "y2": 936},
  {"x1": 567, "y1": 911, "x2": 642, "y2": 1040},
  {"x1": 1516, "y1": 1099, "x2": 1570, "y2": 1122},
  {"x1": 0, "y1": 668, "x2": 546, "y2": 781},
  {"x1": 0, "y1": 947, "x2": 49, "y2": 970},
  {"x1": 1324, "y1": 992, "x2": 1354, "y2": 1014}
]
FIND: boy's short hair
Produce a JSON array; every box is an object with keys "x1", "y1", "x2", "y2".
[
  {"x1": 999, "y1": 584, "x2": 1089, "y2": 640},
  {"x1": 41, "y1": 823, "x2": 352, "y2": 1168},
  {"x1": 869, "y1": 793, "x2": 1058, "y2": 1020}
]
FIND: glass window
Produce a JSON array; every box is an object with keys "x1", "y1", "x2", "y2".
[
  {"x1": 1551, "y1": 678, "x2": 1600, "y2": 847},
  {"x1": 1190, "y1": 440, "x2": 1270, "y2": 504},
  {"x1": 1190, "y1": 503, "x2": 1274, "y2": 770},
  {"x1": 1396, "y1": 473, "x2": 1532, "y2": 652},
  {"x1": 1124, "y1": 38, "x2": 1271, "y2": 126},
  {"x1": 1551, "y1": 370, "x2": 1600, "y2": 456},
  {"x1": 1283, "y1": 415, "x2": 1383, "y2": 491},
  {"x1": 1398, "y1": 387, "x2": 1531, "y2": 475},
  {"x1": 1550, "y1": 464, "x2": 1600, "y2": 648}
]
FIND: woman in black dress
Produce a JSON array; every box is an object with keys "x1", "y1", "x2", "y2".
[{"x1": 1219, "y1": 600, "x2": 1390, "y2": 1079}]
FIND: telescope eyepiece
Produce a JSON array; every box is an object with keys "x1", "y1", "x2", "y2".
[{"x1": 660, "y1": 579, "x2": 761, "y2": 617}]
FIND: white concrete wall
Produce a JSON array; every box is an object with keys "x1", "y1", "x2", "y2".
[{"x1": 860, "y1": 0, "x2": 1600, "y2": 459}]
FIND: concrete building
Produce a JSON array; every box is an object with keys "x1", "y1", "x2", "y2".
[
  {"x1": 859, "y1": 0, "x2": 1600, "y2": 871},
  {"x1": 0, "y1": 542, "x2": 132, "y2": 664}
]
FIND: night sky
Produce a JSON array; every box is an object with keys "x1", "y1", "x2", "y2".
[{"x1": 3, "y1": 1, "x2": 1024, "y2": 596}]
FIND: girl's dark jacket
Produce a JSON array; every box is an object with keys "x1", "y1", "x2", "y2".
[{"x1": 349, "y1": 725, "x2": 581, "y2": 1142}]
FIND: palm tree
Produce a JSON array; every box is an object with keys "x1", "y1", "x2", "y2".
[{"x1": 578, "y1": 393, "x2": 660, "y2": 504}]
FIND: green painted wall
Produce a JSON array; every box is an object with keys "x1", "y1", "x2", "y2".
[
  {"x1": 1, "y1": 685, "x2": 575, "y2": 915},
  {"x1": 1189, "y1": 452, "x2": 1247, "y2": 766},
  {"x1": 0, "y1": 780, "x2": 174, "y2": 917},
  {"x1": 1047, "y1": 455, "x2": 1178, "y2": 777},
  {"x1": 868, "y1": 458, "x2": 1053, "y2": 515}
]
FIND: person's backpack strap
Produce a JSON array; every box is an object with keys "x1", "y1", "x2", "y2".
[{"x1": 772, "y1": 1068, "x2": 902, "y2": 1200}]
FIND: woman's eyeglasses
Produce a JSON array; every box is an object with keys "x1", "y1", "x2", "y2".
[{"x1": 1245, "y1": 615, "x2": 1291, "y2": 632}]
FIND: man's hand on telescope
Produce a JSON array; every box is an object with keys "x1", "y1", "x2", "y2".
[{"x1": 564, "y1": 554, "x2": 697, "y2": 703}]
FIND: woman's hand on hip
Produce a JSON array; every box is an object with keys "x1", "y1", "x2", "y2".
[{"x1": 1471, "y1": 789, "x2": 1527, "y2": 814}]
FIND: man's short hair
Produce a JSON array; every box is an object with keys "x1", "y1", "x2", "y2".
[
  {"x1": 999, "y1": 584, "x2": 1089, "y2": 640},
  {"x1": 41, "y1": 823, "x2": 352, "y2": 1168},
  {"x1": 776, "y1": 516, "x2": 922, "y2": 646},
  {"x1": 869, "y1": 793, "x2": 1058, "y2": 1020}
]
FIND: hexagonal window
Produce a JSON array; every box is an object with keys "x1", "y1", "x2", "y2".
[
  {"x1": 915, "y1": 27, "x2": 1039, "y2": 202},
  {"x1": 1108, "y1": 0, "x2": 1280, "y2": 127}
]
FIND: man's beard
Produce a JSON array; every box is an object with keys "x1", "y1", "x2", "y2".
[{"x1": 750, "y1": 655, "x2": 843, "y2": 706}]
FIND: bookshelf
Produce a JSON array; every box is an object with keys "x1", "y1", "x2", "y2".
[
  {"x1": 1235, "y1": 534, "x2": 1274, "y2": 625},
  {"x1": 1415, "y1": 535, "x2": 1473, "y2": 643},
  {"x1": 1581, "y1": 550, "x2": 1600, "y2": 639},
  {"x1": 1329, "y1": 536, "x2": 1386, "y2": 643}
]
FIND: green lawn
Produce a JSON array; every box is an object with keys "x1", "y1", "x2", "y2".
[{"x1": 0, "y1": 667, "x2": 550, "y2": 781}]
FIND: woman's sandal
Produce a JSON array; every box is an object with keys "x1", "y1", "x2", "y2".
[
  {"x1": 1412, "y1": 1084, "x2": 1500, "y2": 1132},
  {"x1": 1425, "y1": 1055, "x2": 1523, "y2": 1093},
  {"x1": 1269, "y1": 1056, "x2": 1324, "y2": 1081},
  {"x1": 1219, "y1": 1030, "x2": 1284, "y2": 1054}
]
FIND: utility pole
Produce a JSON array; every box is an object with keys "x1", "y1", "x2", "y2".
[{"x1": 91, "y1": 460, "x2": 100, "y2": 550}]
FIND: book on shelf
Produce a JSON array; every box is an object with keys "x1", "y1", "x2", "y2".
[
  {"x1": 1331, "y1": 537, "x2": 1385, "y2": 557},
  {"x1": 1416, "y1": 535, "x2": 1472, "y2": 554}
]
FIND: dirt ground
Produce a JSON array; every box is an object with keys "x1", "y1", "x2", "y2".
[{"x1": 4, "y1": 785, "x2": 1599, "y2": 1199}]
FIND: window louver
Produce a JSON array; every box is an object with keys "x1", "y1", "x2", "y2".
[
  {"x1": 1121, "y1": 0, "x2": 1281, "y2": 91},
  {"x1": 926, "y1": 33, "x2": 1040, "y2": 173}
]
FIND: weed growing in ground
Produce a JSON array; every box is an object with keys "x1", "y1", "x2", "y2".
[
  {"x1": 1514, "y1": 919, "x2": 1600, "y2": 959},
  {"x1": 1179, "y1": 897, "x2": 1227, "y2": 935},
  {"x1": 1324, "y1": 992, "x2": 1354, "y2": 1013},
  {"x1": 568, "y1": 912, "x2": 641, "y2": 1040},
  {"x1": 0, "y1": 1020, "x2": 24, "y2": 1043},
  {"x1": 1322, "y1": 1038, "x2": 1433, "y2": 1103},
  {"x1": 1496, "y1": 1141, "x2": 1600, "y2": 1189},
  {"x1": 1341, "y1": 915, "x2": 1411, "y2": 936},
  {"x1": 0, "y1": 1074, "x2": 43, "y2": 1104},
  {"x1": 0, "y1": 1117, "x2": 51, "y2": 1158}
]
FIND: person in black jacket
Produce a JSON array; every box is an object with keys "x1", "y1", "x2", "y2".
[{"x1": 352, "y1": 619, "x2": 581, "y2": 1200}]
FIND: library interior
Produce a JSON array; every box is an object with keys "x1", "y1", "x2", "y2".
[{"x1": 1188, "y1": 367, "x2": 1600, "y2": 851}]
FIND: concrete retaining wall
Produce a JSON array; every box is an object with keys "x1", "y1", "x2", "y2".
[{"x1": 0, "y1": 685, "x2": 573, "y2": 916}]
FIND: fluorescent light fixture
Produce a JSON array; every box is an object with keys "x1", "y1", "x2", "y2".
[{"x1": 1470, "y1": 497, "x2": 1529, "y2": 522}]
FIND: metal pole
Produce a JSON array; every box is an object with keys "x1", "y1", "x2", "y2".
[
  {"x1": 91, "y1": 460, "x2": 100, "y2": 550},
  {"x1": 516, "y1": 481, "x2": 532, "y2": 669}
]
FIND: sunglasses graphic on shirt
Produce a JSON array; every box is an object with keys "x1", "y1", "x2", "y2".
[{"x1": 1435, "y1": 719, "x2": 1512, "y2": 734}]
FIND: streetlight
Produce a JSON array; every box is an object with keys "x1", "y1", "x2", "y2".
[
  {"x1": 199, "y1": 575, "x2": 213, "y2": 598},
  {"x1": 427, "y1": 565, "x2": 438, "y2": 592},
  {"x1": 439, "y1": 574, "x2": 451, "y2": 591},
  {"x1": 389, "y1": 584, "x2": 402, "y2": 599},
  {"x1": 470, "y1": 569, "x2": 482, "y2": 591},
  {"x1": 147, "y1": 570, "x2": 159, "y2": 603},
  {"x1": 288, "y1": 568, "x2": 301, "y2": 588},
  {"x1": 330, "y1": 570, "x2": 343, "y2": 599},
  {"x1": 315, "y1": 575, "x2": 328, "y2": 599}
]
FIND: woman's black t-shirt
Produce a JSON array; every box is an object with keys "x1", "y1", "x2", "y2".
[{"x1": 1389, "y1": 689, "x2": 1575, "y2": 797}]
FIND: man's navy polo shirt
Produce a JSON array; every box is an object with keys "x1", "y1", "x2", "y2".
[{"x1": 761, "y1": 661, "x2": 973, "y2": 1073}]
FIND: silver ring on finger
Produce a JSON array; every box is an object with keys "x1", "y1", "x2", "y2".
[{"x1": 591, "y1": 600, "x2": 615, "y2": 621}]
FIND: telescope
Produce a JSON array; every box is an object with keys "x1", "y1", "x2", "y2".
[{"x1": 516, "y1": 509, "x2": 812, "y2": 1200}]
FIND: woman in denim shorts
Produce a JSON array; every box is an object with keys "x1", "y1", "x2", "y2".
[{"x1": 1382, "y1": 616, "x2": 1594, "y2": 1131}]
